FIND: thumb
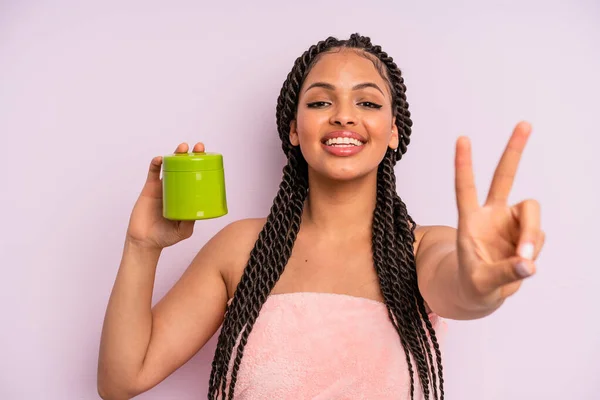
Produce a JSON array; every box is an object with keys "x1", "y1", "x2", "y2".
[
  {"x1": 146, "y1": 156, "x2": 163, "y2": 183},
  {"x1": 476, "y1": 256, "x2": 536, "y2": 294}
]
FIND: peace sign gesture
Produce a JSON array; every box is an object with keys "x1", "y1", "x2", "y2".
[{"x1": 454, "y1": 121, "x2": 545, "y2": 308}]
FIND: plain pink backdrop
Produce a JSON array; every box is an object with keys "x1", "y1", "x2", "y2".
[{"x1": 1, "y1": 1, "x2": 599, "y2": 399}]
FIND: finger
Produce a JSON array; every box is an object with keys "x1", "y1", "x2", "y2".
[
  {"x1": 174, "y1": 143, "x2": 189, "y2": 153},
  {"x1": 474, "y1": 256, "x2": 536, "y2": 295},
  {"x1": 485, "y1": 121, "x2": 532, "y2": 205},
  {"x1": 455, "y1": 136, "x2": 479, "y2": 216},
  {"x1": 177, "y1": 220, "x2": 195, "y2": 240},
  {"x1": 146, "y1": 156, "x2": 163, "y2": 183},
  {"x1": 511, "y1": 199, "x2": 541, "y2": 261},
  {"x1": 192, "y1": 142, "x2": 205, "y2": 153}
]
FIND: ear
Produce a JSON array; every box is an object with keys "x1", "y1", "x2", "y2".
[
  {"x1": 388, "y1": 117, "x2": 399, "y2": 150},
  {"x1": 289, "y1": 119, "x2": 299, "y2": 146}
]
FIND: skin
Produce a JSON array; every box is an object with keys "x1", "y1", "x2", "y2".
[{"x1": 97, "y1": 49, "x2": 545, "y2": 399}]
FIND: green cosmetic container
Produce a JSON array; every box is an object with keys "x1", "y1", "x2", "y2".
[{"x1": 162, "y1": 152, "x2": 228, "y2": 220}]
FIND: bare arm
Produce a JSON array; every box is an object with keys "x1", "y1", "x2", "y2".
[
  {"x1": 415, "y1": 225, "x2": 500, "y2": 320},
  {"x1": 97, "y1": 221, "x2": 249, "y2": 399},
  {"x1": 415, "y1": 224, "x2": 543, "y2": 320},
  {"x1": 97, "y1": 240, "x2": 163, "y2": 399},
  {"x1": 415, "y1": 225, "x2": 489, "y2": 320}
]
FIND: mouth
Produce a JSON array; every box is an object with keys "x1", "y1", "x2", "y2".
[
  {"x1": 320, "y1": 131, "x2": 367, "y2": 157},
  {"x1": 323, "y1": 137, "x2": 365, "y2": 147},
  {"x1": 320, "y1": 131, "x2": 367, "y2": 148}
]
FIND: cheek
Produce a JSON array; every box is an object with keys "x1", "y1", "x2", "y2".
[
  {"x1": 365, "y1": 119, "x2": 393, "y2": 142},
  {"x1": 295, "y1": 113, "x2": 323, "y2": 142}
]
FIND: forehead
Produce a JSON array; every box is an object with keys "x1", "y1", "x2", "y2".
[{"x1": 302, "y1": 50, "x2": 387, "y2": 89}]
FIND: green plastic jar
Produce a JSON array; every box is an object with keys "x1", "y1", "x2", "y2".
[{"x1": 162, "y1": 152, "x2": 228, "y2": 220}]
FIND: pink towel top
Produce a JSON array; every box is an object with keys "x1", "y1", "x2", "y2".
[{"x1": 223, "y1": 292, "x2": 447, "y2": 400}]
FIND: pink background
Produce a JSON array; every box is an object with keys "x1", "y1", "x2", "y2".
[{"x1": 1, "y1": 1, "x2": 599, "y2": 399}]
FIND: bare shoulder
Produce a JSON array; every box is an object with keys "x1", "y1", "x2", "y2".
[
  {"x1": 415, "y1": 225, "x2": 457, "y2": 249},
  {"x1": 412, "y1": 222, "x2": 430, "y2": 254},
  {"x1": 413, "y1": 224, "x2": 457, "y2": 273},
  {"x1": 413, "y1": 221, "x2": 456, "y2": 238},
  {"x1": 213, "y1": 217, "x2": 267, "y2": 298},
  {"x1": 214, "y1": 218, "x2": 266, "y2": 259},
  {"x1": 412, "y1": 223, "x2": 457, "y2": 263},
  {"x1": 218, "y1": 217, "x2": 266, "y2": 241}
]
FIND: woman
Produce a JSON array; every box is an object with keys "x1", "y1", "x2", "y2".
[{"x1": 98, "y1": 33, "x2": 544, "y2": 400}]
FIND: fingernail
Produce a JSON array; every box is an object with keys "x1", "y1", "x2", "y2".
[
  {"x1": 515, "y1": 261, "x2": 532, "y2": 278},
  {"x1": 519, "y1": 242, "x2": 535, "y2": 260}
]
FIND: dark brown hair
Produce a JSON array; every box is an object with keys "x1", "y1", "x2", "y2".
[{"x1": 208, "y1": 33, "x2": 444, "y2": 400}]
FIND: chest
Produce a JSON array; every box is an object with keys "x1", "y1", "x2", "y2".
[{"x1": 271, "y1": 235, "x2": 383, "y2": 299}]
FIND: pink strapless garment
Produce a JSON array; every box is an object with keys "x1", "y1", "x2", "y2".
[{"x1": 224, "y1": 292, "x2": 447, "y2": 400}]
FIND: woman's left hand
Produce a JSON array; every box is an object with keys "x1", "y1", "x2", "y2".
[{"x1": 454, "y1": 121, "x2": 545, "y2": 310}]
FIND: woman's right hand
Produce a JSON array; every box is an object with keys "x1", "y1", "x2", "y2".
[{"x1": 125, "y1": 142, "x2": 205, "y2": 250}]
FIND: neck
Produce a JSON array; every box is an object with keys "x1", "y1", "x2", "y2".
[{"x1": 302, "y1": 168, "x2": 378, "y2": 240}]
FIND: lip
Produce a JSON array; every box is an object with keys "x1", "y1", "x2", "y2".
[
  {"x1": 321, "y1": 130, "x2": 367, "y2": 144},
  {"x1": 320, "y1": 130, "x2": 367, "y2": 157}
]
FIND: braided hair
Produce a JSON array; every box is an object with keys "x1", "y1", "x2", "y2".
[{"x1": 208, "y1": 33, "x2": 444, "y2": 400}]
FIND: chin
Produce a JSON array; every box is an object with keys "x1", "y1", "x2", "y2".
[{"x1": 310, "y1": 164, "x2": 376, "y2": 183}]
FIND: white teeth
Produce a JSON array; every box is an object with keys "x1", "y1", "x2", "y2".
[{"x1": 325, "y1": 137, "x2": 364, "y2": 146}]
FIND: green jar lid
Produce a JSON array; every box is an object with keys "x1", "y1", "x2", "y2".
[{"x1": 162, "y1": 152, "x2": 223, "y2": 172}]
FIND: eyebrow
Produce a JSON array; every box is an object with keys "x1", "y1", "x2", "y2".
[{"x1": 303, "y1": 81, "x2": 385, "y2": 96}]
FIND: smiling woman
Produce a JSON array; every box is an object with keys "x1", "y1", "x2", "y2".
[
  {"x1": 207, "y1": 41, "x2": 445, "y2": 399},
  {"x1": 98, "y1": 33, "x2": 544, "y2": 400}
]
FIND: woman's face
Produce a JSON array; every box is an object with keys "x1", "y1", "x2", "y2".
[{"x1": 290, "y1": 49, "x2": 398, "y2": 182}]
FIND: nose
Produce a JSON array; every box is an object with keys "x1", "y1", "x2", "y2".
[{"x1": 329, "y1": 103, "x2": 357, "y2": 127}]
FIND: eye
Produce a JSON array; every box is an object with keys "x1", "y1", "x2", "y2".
[
  {"x1": 359, "y1": 102, "x2": 383, "y2": 109},
  {"x1": 307, "y1": 101, "x2": 330, "y2": 108}
]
